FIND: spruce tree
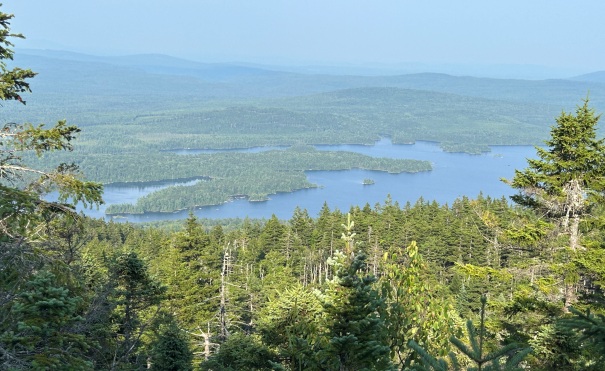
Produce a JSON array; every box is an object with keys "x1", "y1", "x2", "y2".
[
  {"x1": 105, "y1": 251, "x2": 166, "y2": 369},
  {"x1": 165, "y1": 213, "x2": 220, "y2": 329},
  {"x1": 316, "y1": 214, "x2": 394, "y2": 370},
  {"x1": 506, "y1": 98, "x2": 605, "y2": 251},
  {"x1": 2, "y1": 272, "x2": 93, "y2": 370},
  {"x1": 150, "y1": 320, "x2": 194, "y2": 371}
]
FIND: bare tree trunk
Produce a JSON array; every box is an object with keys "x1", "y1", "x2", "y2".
[
  {"x1": 563, "y1": 283, "x2": 577, "y2": 312},
  {"x1": 191, "y1": 323, "x2": 216, "y2": 361},
  {"x1": 563, "y1": 179, "x2": 584, "y2": 251},
  {"x1": 569, "y1": 215, "x2": 581, "y2": 252},
  {"x1": 202, "y1": 323, "x2": 212, "y2": 360},
  {"x1": 219, "y1": 249, "x2": 231, "y2": 341}
]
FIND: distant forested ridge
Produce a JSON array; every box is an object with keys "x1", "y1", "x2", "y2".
[
  {"x1": 7, "y1": 50, "x2": 605, "y2": 215},
  {"x1": 3, "y1": 62, "x2": 605, "y2": 371}
]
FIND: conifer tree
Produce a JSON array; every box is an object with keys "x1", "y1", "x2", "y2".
[
  {"x1": 0, "y1": 5, "x2": 102, "y2": 369},
  {"x1": 290, "y1": 206, "x2": 314, "y2": 248},
  {"x1": 256, "y1": 284, "x2": 324, "y2": 370},
  {"x1": 105, "y1": 251, "x2": 166, "y2": 369},
  {"x1": 559, "y1": 307, "x2": 605, "y2": 366},
  {"x1": 150, "y1": 320, "x2": 194, "y2": 371},
  {"x1": 1, "y1": 272, "x2": 93, "y2": 370},
  {"x1": 200, "y1": 332, "x2": 278, "y2": 371},
  {"x1": 165, "y1": 213, "x2": 220, "y2": 329},
  {"x1": 506, "y1": 99, "x2": 605, "y2": 251},
  {"x1": 316, "y1": 214, "x2": 394, "y2": 370},
  {"x1": 0, "y1": 4, "x2": 102, "y2": 243},
  {"x1": 409, "y1": 296, "x2": 531, "y2": 371}
]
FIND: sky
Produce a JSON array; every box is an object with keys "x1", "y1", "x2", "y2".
[{"x1": 6, "y1": 1, "x2": 605, "y2": 75}]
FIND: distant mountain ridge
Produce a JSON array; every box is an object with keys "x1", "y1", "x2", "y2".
[
  {"x1": 16, "y1": 48, "x2": 288, "y2": 81},
  {"x1": 10, "y1": 48, "x2": 605, "y2": 113},
  {"x1": 570, "y1": 71, "x2": 605, "y2": 84}
]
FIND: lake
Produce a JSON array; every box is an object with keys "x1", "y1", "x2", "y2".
[{"x1": 77, "y1": 138, "x2": 538, "y2": 222}]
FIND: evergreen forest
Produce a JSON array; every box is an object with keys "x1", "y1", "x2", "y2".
[
  {"x1": 3, "y1": 20, "x2": 605, "y2": 215},
  {"x1": 2, "y1": 5, "x2": 605, "y2": 370}
]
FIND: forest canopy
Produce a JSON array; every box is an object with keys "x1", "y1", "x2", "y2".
[{"x1": 1, "y1": 3, "x2": 605, "y2": 370}]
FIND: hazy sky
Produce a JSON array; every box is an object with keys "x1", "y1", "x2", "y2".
[{"x1": 7, "y1": 1, "x2": 605, "y2": 71}]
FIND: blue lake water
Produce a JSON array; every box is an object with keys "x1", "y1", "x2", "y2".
[{"x1": 78, "y1": 139, "x2": 538, "y2": 222}]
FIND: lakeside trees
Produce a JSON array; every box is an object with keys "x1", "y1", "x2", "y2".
[
  {"x1": 15, "y1": 46, "x2": 599, "y2": 216},
  {"x1": 3, "y1": 156, "x2": 605, "y2": 369},
  {"x1": 2, "y1": 3, "x2": 605, "y2": 369}
]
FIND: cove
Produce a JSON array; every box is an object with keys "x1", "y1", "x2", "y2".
[{"x1": 77, "y1": 139, "x2": 538, "y2": 222}]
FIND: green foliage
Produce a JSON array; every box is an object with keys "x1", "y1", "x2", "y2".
[
  {"x1": 1, "y1": 120, "x2": 103, "y2": 225},
  {"x1": 0, "y1": 9, "x2": 35, "y2": 103},
  {"x1": 506, "y1": 98, "x2": 605, "y2": 250},
  {"x1": 257, "y1": 285, "x2": 324, "y2": 370},
  {"x1": 1, "y1": 271, "x2": 93, "y2": 370},
  {"x1": 409, "y1": 296, "x2": 532, "y2": 371},
  {"x1": 0, "y1": 7, "x2": 102, "y2": 240},
  {"x1": 315, "y1": 223, "x2": 394, "y2": 370},
  {"x1": 150, "y1": 320, "x2": 193, "y2": 371},
  {"x1": 103, "y1": 251, "x2": 166, "y2": 369},
  {"x1": 559, "y1": 307, "x2": 605, "y2": 367},
  {"x1": 201, "y1": 333, "x2": 278, "y2": 371},
  {"x1": 0, "y1": 7, "x2": 103, "y2": 370},
  {"x1": 380, "y1": 241, "x2": 460, "y2": 368},
  {"x1": 158, "y1": 213, "x2": 221, "y2": 330},
  {"x1": 527, "y1": 323, "x2": 582, "y2": 370}
]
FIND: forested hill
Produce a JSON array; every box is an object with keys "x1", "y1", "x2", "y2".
[
  {"x1": 5, "y1": 37, "x2": 605, "y2": 370},
  {"x1": 12, "y1": 49, "x2": 605, "y2": 109},
  {"x1": 6, "y1": 49, "x2": 605, "y2": 215},
  {"x1": 571, "y1": 71, "x2": 605, "y2": 84}
]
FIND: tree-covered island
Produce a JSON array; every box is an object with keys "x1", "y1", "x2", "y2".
[{"x1": 3, "y1": 4, "x2": 605, "y2": 369}]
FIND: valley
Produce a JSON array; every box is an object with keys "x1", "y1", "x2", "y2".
[{"x1": 12, "y1": 49, "x2": 605, "y2": 219}]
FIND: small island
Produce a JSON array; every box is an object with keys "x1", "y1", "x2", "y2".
[{"x1": 362, "y1": 178, "x2": 375, "y2": 185}]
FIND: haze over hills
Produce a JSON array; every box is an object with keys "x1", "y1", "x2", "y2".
[
  {"x1": 12, "y1": 49, "x2": 605, "y2": 111},
  {"x1": 16, "y1": 47, "x2": 590, "y2": 80},
  {"x1": 570, "y1": 71, "x2": 605, "y2": 84},
  {"x1": 9, "y1": 48, "x2": 605, "y2": 215},
  {"x1": 7, "y1": 5, "x2": 605, "y2": 370}
]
